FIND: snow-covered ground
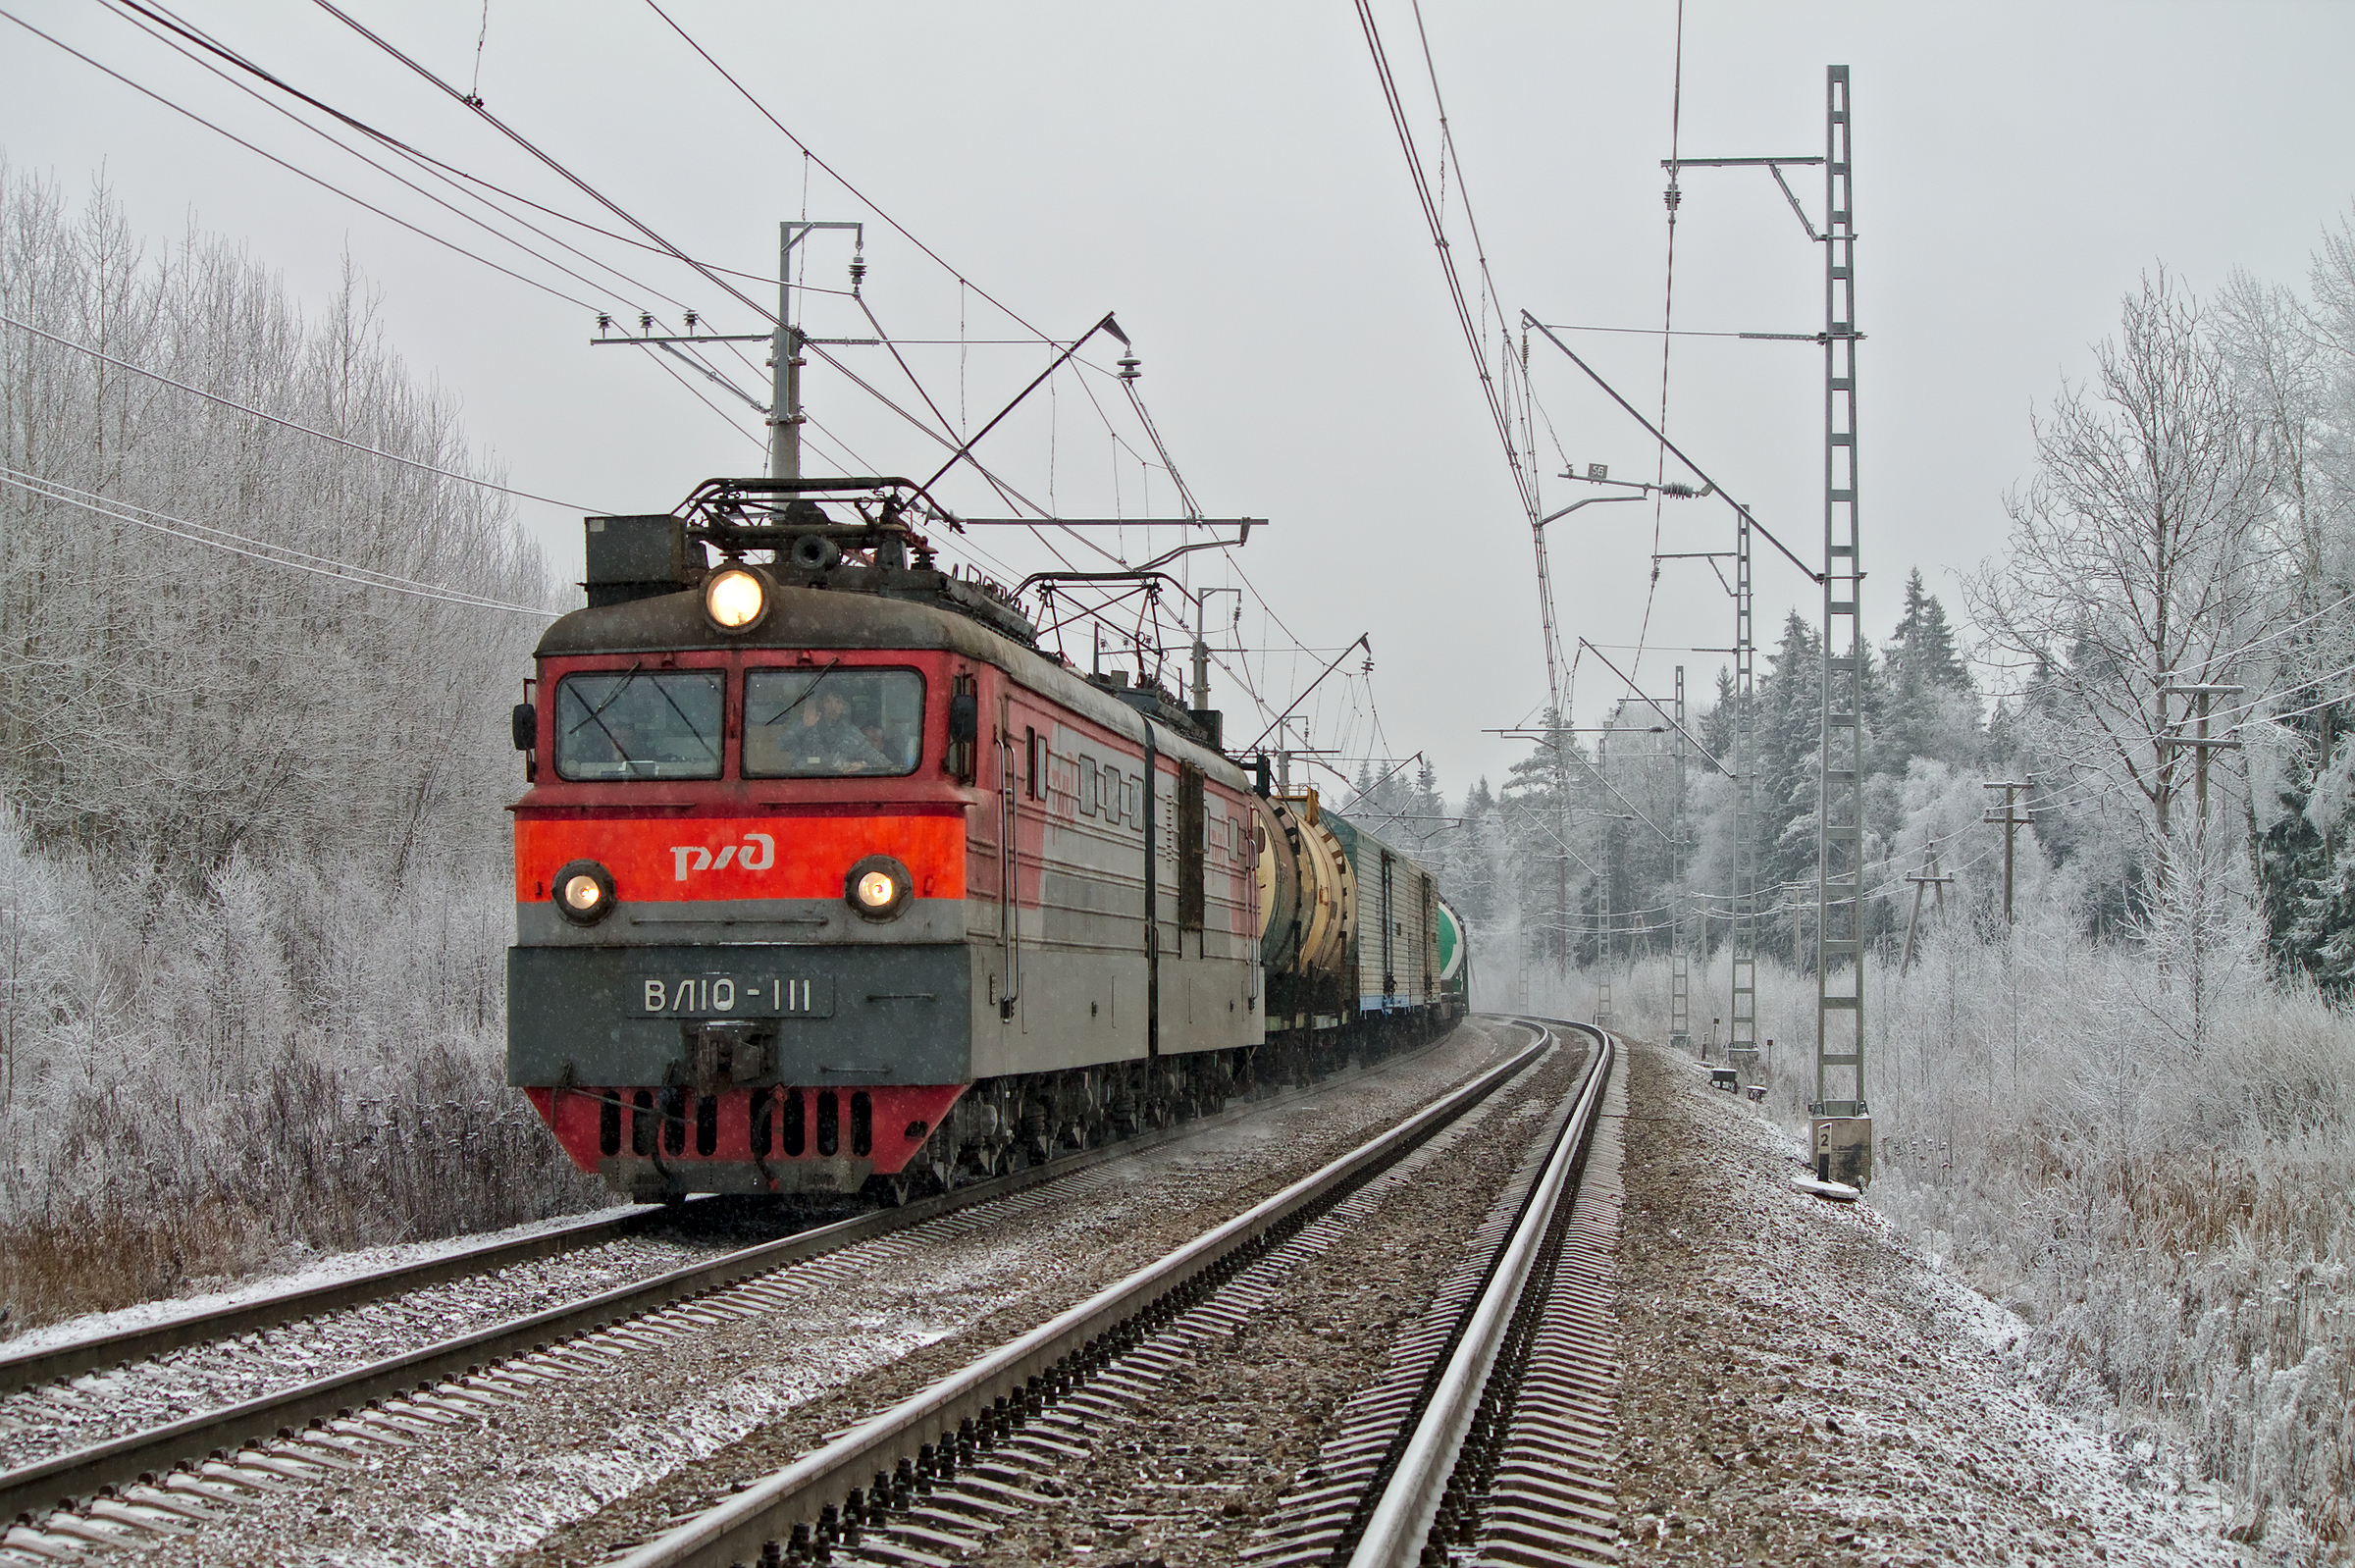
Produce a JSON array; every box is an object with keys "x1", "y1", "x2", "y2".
[{"x1": 1614, "y1": 1037, "x2": 2242, "y2": 1566}]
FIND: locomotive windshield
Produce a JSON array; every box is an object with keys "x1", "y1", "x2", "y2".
[
  {"x1": 744, "y1": 667, "x2": 924, "y2": 777},
  {"x1": 552, "y1": 669, "x2": 723, "y2": 780}
]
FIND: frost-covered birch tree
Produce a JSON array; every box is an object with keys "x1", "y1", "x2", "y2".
[
  {"x1": 1967, "y1": 272, "x2": 2279, "y2": 955},
  {"x1": 0, "y1": 164, "x2": 592, "y2": 1327}
]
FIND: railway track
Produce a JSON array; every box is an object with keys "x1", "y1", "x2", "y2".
[
  {"x1": 0, "y1": 1023, "x2": 1515, "y2": 1557},
  {"x1": 0, "y1": 1204, "x2": 692, "y2": 1401},
  {"x1": 586, "y1": 1017, "x2": 1616, "y2": 1568},
  {"x1": 1309, "y1": 1020, "x2": 1625, "y2": 1567}
]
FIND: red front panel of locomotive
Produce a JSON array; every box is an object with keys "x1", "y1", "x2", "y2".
[{"x1": 507, "y1": 645, "x2": 990, "y2": 1197}]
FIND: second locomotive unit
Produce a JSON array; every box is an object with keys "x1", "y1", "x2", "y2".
[{"x1": 506, "y1": 476, "x2": 1464, "y2": 1201}]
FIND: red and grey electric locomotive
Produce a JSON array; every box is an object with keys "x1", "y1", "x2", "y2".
[{"x1": 507, "y1": 476, "x2": 1462, "y2": 1201}]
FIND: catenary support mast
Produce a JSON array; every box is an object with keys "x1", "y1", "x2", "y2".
[
  {"x1": 1730, "y1": 510, "x2": 1756, "y2": 1071},
  {"x1": 768, "y1": 221, "x2": 866, "y2": 482},
  {"x1": 1813, "y1": 67, "x2": 1867, "y2": 1122},
  {"x1": 1670, "y1": 664, "x2": 1691, "y2": 1050}
]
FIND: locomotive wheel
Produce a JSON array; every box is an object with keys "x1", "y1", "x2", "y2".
[{"x1": 862, "y1": 1174, "x2": 914, "y2": 1208}]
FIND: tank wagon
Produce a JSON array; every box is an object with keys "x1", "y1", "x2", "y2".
[
  {"x1": 1246, "y1": 790, "x2": 1460, "y2": 1052},
  {"x1": 506, "y1": 476, "x2": 1465, "y2": 1201},
  {"x1": 1436, "y1": 895, "x2": 1472, "y2": 1017}
]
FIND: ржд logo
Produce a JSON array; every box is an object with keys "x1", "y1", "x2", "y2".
[{"x1": 671, "y1": 832, "x2": 776, "y2": 881}]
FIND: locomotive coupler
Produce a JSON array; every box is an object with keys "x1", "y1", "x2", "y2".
[{"x1": 687, "y1": 1020, "x2": 773, "y2": 1094}]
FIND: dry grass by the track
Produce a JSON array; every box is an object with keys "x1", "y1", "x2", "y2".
[
  {"x1": 1515, "y1": 928, "x2": 2355, "y2": 1558},
  {"x1": 0, "y1": 845, "x2": 603, "y2": 1337}
]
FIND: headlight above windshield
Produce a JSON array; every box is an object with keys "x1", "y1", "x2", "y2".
[{"x1": 705, "y1": 564, "x2": 771, "y2": 633}]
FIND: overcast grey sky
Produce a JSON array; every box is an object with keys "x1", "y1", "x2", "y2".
[{"x1": 5, "y1": 1, "x2": 2353, "y2": 796}]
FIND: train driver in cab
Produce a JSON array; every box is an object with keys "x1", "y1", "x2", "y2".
[{"x1": 748, "y1": 677, "x2": 895, "y2": 775}]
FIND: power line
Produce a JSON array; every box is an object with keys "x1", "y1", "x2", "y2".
[
  {"x1": 650, "y1": 8, "x2": 1196, "y2": 530},
  {"x1": 1359, "y1": 1, "x2": 1575, "y2": 725},
  {"x1": 0, "y1": 467, "x2": 555, "y2": 616},
  {"x1": 110, "y1": 0, "x2": 1149, "y2": 576},
  {"x1": 119, "y1": 0, "x2": 784, "y2": 288},
  {"x1": 0, "y1": 312, "x2": 602, "y2": 513},
  {"x1": 29, "y1": 3, "x2": 878, "y2": 467},
  {"x1": 571, "y1": 6, "x2": 1205, "y2": 588},
  {"x1": 470, "y1": 2, "x2": 1273, "y2": 686},
  {"x1": 1356, "y1": 2, "x2": 1538, "y2": 522},
  {"x1": 57, "y1": 0, "x2": 1367, "y2": 758},
  {"x1": 1629, "y1": 0, "x2": 1689, "y2": 698},
  {"x1": 641, "y1": 1, "x2": 1064, "y2": 353},
  {"x1": 102, "y1": 0, "x2": 708, "y2": 323}
]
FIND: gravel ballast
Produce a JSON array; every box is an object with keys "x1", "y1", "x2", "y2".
[
  {"x1": 943, "y1": 1034, "x2": 1594, "y2": 1567},
  {"x1": 1614, "y1": 1036, "x2": 2238, "y2": 1567},
  {"x1": 94, "y1": 1022, "x2": 1527, "y2": 1567}
]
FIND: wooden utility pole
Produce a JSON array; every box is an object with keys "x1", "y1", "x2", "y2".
[
  {"x1": 1981, "y1": 781, "x2": 2033, "y2": 922},
  {"x1": 2161, "y1": 681, "x2": 2245, "y2": 849},
  {"x1": 1900, "y1": 847, "x2": 1956, "y2": 971}
]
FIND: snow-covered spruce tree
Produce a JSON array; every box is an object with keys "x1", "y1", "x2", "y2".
[
  {"x1": 1496, "y1": 714, "x2": 1587, "y2": 989},
  {"x1": 1879, "y1": 568, "x2": 1981, "y2": 773},
  {"x1": 1755, "y1": 611, "x2": 1825, "y2": 967},
  {"x1": 2217, "y1": 218, "x2": 2355, "y2": 996}
]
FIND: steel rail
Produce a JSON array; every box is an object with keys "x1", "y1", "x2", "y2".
[
  {"x1": 5, "y1": 1023, "x2": 1476, "y2": 1398},
  {"x1": 612, "y1": 1032, "x2": 1550, "y2": 1568},
  {"x1": 0, "y1": 1206, "x2": 680, "y2": 1396},
  {"x1": 0, "y1": 1027, "x2": 1482, "y2": 1523},
  {"x1": 1344, "y1": 1019, "x2": 1615, "y2": 1568}
]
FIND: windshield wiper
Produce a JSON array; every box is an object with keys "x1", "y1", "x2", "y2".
[
  {"x1": 649, "y1": 670, "x2": 721, "y2": 759},
  {"x1": 565, "y1": 661, "x2": 644, "y2": 764}
]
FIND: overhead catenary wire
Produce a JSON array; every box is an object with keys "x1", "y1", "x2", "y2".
[
  {"x1": 496, "y1": 7, "x2": 1281, "y2": 701},
  {"x1": 620, "y1": 4, "x2": 1229, "y2": 617},
  {"x1": 1372, "y1": 0, "x2": 1538, "y2": 521},
  {"x1": 1627, "y1": 0, "x2": 1688, "y2": 700},
  {"x1": 308, "y1": 0, "x2": 781, "y2": 329},
  {"x1": 100, "y1": 0, "x2": 720, "y2": 326},
  {"x1": 1356, "y1": 1, "x2": 1590, "y2": 725},
  {"x1": 0, "y1": 7, "x2": 606, "y2": 314},
  {"x1": 112, "y1": 0, "x2": 782, "y2": 288},
  {"x1": 642, "y1": 0, "x2": 1073, "y2": 356},
  {"x1": 647, "y1": 350, "x2": 771, "y2": 455},
  {"x1": 649, "y1": 1, "x2": 1196, "y2": 533},
  {"x1": 58, "y1": 0, "x2": 1386, "y2": 772}
]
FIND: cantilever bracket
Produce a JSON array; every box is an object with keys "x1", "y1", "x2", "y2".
[{"x1": 1663, "y1": 155, "x2": 1828, "y2": 242}]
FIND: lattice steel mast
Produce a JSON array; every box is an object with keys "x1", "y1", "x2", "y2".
[
  {"x1": 1813, "y1": 67, "x2": 1866, "y2": 1124},
  {"x1": 1731, "y1": 511, "x2": 1757, "y2": 1073},
  {"x1": 1670, "y1": 664, "x2": 1691, "y2": 1051}
]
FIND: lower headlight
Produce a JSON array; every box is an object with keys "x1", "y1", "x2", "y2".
[
  {"x1": 552, "y1": 860, "x2": 617, "y2": 924},
  {"x1": 845, "y1": 854, "x2": 914, "y2": 920}
]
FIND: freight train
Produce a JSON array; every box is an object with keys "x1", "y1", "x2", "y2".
[{"x1": 506, "y1": 476, "x2": 1466, "y2": 1201}]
